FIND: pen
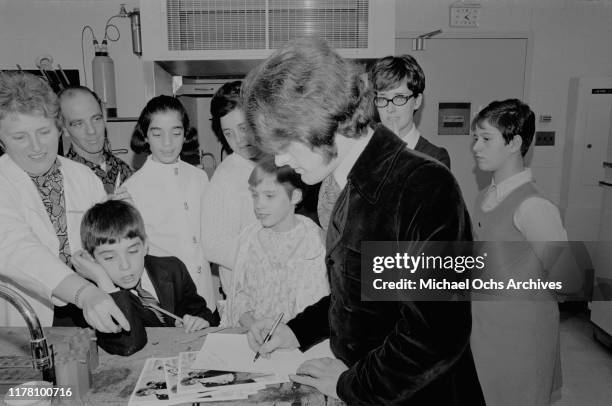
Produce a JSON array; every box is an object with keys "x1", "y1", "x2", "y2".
[
  {"x1": 253, "y1": 312, "x2": 284, "y2": 363},
  {"x1": 143, "y1": 302, "x2": 183, "y2": 323},
  {"x1": 114, "y1": 173, "x2": 121, "y2": 193}
]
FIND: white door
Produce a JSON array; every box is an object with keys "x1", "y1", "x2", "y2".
[
  {"x1": 563, "y1": 77, "x2": 612, "y2": 241},
  {"x1": 581, "y1": 97, "x2": 612, "y2": 186},
  {"x1": 592, "y1": 185, "x2": 612, "y2": 336},
  {"x1": 396, "y1": 37, "x2": 528, "y2": 215},
  {"x1": 588, "y1": 84, "x2": 612, "y2": 336}
]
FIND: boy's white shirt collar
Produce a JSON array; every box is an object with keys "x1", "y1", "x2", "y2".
[
  {"x1": 400, "y1": 124, "x2": 420, "y2": 150},
  {"x1": 333, "y1": 127, "x2": 375, "y2": 190},
  {"x1": 483, "y1": 168, "x2": 533, "y2": 210},
  {"x1": 106, "y1": 262, "x2": 159, "y2": 301},
  {"x1": 117, "y1": 266, "x2": 159, "y2": 301}
]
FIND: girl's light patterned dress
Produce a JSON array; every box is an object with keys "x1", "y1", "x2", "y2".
[{"x1": 221, "y1": 215, "x2": 329, "y2": 326}]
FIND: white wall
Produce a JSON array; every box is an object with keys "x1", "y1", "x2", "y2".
[
  {"x1": 395, "y1": 0, "x2": 612, "y2": 209},
  {"x1": 0, "y1": 0, "x2": 145, "y2": 117},
  {"x1": 2, "y1": 0, "x2": 612, "y2": 208}
]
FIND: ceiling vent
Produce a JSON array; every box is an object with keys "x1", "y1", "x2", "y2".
[{"x1": 140, "y1": 0, "x2": 395, "y2": 62}]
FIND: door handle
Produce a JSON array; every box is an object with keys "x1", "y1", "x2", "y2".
[{"x1": 599, "y1": 180, "x2": 612, "y2": 187}]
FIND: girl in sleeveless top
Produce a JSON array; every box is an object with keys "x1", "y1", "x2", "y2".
[{"x1": 471, "y1": 99, "x2": 566, "y2": 406}]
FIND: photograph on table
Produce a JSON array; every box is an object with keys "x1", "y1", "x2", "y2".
[
  {"x1": 177, "y1": 351, "x2": 278, "y2": 396},
  {"x1": 128, "y1": 358, "x2": 171, "y2": 406},
  {"x1": 163, "y1": 357, "x2": 179, "y2": 397}
]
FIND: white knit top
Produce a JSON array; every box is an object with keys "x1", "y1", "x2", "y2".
[
  {"x1": 124, "y1": 156, "x2": 216, "y2": 311},
  {"x1": 201, "y1": 153, "x2": 257, "y2": 292}
]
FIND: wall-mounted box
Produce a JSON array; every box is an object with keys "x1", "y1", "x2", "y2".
[
  {"x1": 535, "y1": 131, "x2": 555, "y2": 146},
  {"x1": 438, "y1": 102, "x2": 471, "y2": 135}
]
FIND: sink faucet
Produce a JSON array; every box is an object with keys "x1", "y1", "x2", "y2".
[{"x1": 0, "y1": 283, "x2": 55, "y2": 384}]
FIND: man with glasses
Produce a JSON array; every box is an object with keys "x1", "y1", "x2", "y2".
[{"x1": 370, "y1": 54, "x2": 450, "y2": 169}]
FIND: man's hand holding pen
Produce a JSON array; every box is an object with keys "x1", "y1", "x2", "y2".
[
  {"x1": 247, "y1": 316, "x2": 347, "y2": 400},
  {"x1": 247, "y1": 317, "x2": 300, "y2": 359},
  {"x1": 253, "y1": 312, "x2": 284, "y2": 362}
]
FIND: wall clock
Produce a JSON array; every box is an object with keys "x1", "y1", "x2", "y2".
[{"x1": 450, "y1": 3, "x2": 481, "y2": 28}]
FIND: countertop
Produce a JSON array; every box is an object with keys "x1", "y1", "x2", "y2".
[{"x1": 0, "y1": 327, "x2": 344, "y2": 406}]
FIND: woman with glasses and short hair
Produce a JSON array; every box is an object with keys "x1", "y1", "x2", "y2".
[
  {"x1": 317, "y1": 54, "x2": 451, "y2": 237},
  {"x1": 369, "y1": 54, "x2": 450, "y2": 168}
]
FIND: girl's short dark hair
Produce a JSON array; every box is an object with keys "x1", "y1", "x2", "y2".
[
  {"x1": 80, "y1": 200, "x2": 146, "y2": 255},
  {"x1": 131, "y1": 95, "x2": 197, "y2": 155},
  {"x1": 472, "y1": 98, "x2": 536, "y2": 157},
  {"x1": 369, "y1": 54, "x2": 425, "y2": 95},
  {"x1": 248, "y1": 154, "x2": 305, "y2": 198}
]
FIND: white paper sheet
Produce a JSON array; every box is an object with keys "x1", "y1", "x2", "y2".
[{"x1": 193, "y1": 334, "x2": 334, "y2": 379}]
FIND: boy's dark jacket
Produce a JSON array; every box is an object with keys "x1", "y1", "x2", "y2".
[
  {"x1": 414, "y1": 134, "x2": 451, "y2": 169},
  {"x1": 287, "y1": 125, "x2": 484, "y2": 405},
  {"x1": 55, "y1": 255, "x2": 219, "y2": 355}
]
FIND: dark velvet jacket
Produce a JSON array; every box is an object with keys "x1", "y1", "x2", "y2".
[
  {"x1": 287, "y1": 125, "x2": 484, "y2": 405},
  {"x1": 414, "y1": 135, "x2": 451, "y2": 169}
]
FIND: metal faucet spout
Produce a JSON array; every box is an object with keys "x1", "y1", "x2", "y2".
[{"x1": 0, "y1": 283, "x2": 55, "y2": 384}]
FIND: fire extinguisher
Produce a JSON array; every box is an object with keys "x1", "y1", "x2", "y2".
[{"x1": 92, "y1": 39, "x2": 117, "y2": 117}]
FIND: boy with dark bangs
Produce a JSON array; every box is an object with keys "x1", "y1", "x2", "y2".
[{"x1": 73, "y1": 200, "x2": 218, "y2": 355}]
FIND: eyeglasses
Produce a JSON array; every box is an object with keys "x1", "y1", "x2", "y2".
[{"x1": 373, "y1": 94, "x2": 415, "y2": 108}]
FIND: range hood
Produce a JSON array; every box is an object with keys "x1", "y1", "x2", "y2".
[
  {"x1": 155, "y1": 59, "x2": 262, "y2": 78},
  {"x1": 156, "y1": 57, "x2": 377, "y2": 79}
]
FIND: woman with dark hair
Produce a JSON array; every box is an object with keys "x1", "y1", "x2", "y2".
[
  {"x1": 123, "y1": 95, "x2": 218, "y2": 317},
  {"x1": 201, "y1": 81, "x2": 258, "y2": 295}
]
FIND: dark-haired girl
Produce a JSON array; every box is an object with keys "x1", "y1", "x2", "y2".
[{"x1": 124, "y1": 95, "x2": 217, "y2": 315}]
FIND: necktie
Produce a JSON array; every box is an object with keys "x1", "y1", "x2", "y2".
[
  {"x1": 317, "y1": 174, "x2": 342, "y2": 236},
  {"x1": 135, "y1": 282, "x2": 165, "y2": 324}
]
